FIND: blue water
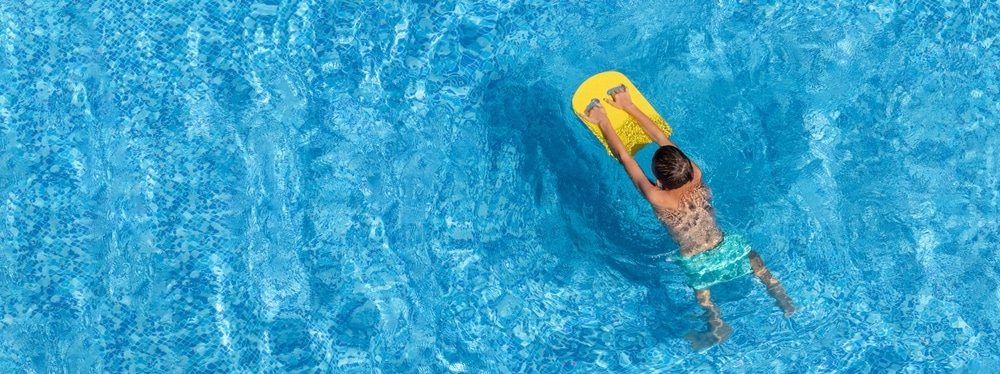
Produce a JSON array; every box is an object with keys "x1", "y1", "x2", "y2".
[{"x1": 1, "y1": 0, "x2": 998, "y2": 372}]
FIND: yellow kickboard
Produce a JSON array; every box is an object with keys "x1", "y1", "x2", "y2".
[{"x1": 571, "y1": 71, "x2": 672, "y2": 156}]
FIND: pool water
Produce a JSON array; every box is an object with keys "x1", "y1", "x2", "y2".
[{"x1": 1, "y1": 0, "x2": 998, "y2": 372}]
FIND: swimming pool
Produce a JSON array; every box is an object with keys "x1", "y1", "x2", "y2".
[{"x1": 1, "y1": 0, "x2": 998, "y2": 372}]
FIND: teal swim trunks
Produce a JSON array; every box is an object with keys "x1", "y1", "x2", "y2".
[{"x1": 673, "y1": 233, "x2": 753, "y2": 290}]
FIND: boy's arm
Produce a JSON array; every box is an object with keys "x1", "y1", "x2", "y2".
[
  {"x1": 585, "y1": 102, "x2": 659, "y2": 198},
  {"x1": 605, "y1": 87, "x2": 673, "y2": 147},
  {"x1": 607, "y1": 87, "x2": 703, "y2": 190},
  {"x1": 624, "y1": 104, "x2": 674, "y2": 147}
]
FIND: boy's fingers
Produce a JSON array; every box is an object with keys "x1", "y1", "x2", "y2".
[{"x1": 611, "y1": 85, "x2": 627, "y2": 99}]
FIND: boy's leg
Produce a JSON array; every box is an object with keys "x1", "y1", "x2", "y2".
[
  {"x1": 695, "y1": 289, "x2": 721, "y2": 318},
  {"x1": 685, "y1": 289, "x2": 732, "y2": 350},
  {"x1": 748, "y1": 250, "x2": 796, "y2": 317}
]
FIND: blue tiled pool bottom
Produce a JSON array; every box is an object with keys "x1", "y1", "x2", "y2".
[{"x1": 2, "y1": 0, "x2": 1000, "y2": 372}]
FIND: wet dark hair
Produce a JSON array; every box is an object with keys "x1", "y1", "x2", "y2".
[{"x1": 652, "y1": 145, "x2": 693, "y2": 190}]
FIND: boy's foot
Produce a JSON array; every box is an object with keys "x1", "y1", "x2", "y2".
[
  {"x1": 778, "y1": 300, "x2": 797, "y2": 317},
  {"x1": 767, "y1": 284, "x2": 797, "y2": 317},
  {"x1": 684, "y1": 321, "x2": 732, "y2": 351}
]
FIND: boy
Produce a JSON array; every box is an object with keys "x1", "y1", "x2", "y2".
[{"x1": 583, "y1": 86, "x2": 795, "y2": 350}]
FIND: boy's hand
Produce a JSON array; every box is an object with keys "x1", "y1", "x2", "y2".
[
  {"x1": 604, "y1": 85, "x2": 636, "y2": 110},
  {"x1": 584, "y1": 100, "x2": 611, "y2": 125}
]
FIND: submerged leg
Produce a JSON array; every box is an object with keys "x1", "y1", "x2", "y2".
[
  {"x1": 749, "y1": 250, "x2": 796, "y2": 317},
  {"x1": 685, "y1": 288, "x2": 732, "y2": 350}
]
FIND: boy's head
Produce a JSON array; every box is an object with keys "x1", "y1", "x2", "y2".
[{"x1": 652, "y1": 145, "x2": 693, "y2": 190}]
